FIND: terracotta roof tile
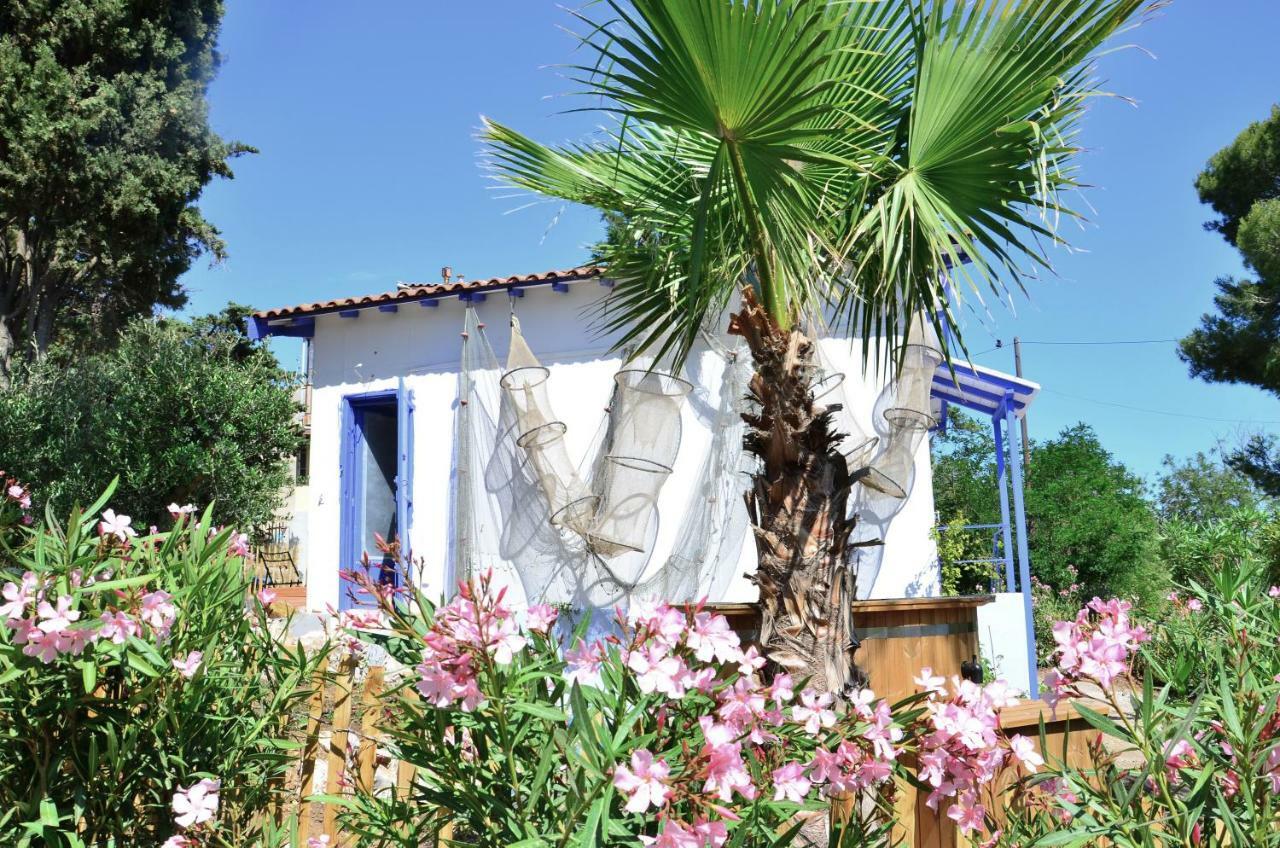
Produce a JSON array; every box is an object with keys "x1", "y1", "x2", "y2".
[{"x1": 252, "y1": 266, "x2": 604, "y2": 321}]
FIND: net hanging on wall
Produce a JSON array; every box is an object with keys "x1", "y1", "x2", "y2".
[
  {"x1": 500, "y1": 317, "x2": 598, "y2": 535},
  {"x1": 589, "y1": 369, "x2": 692, "y2": 557},
  {"x1": 452, "y1": 308, "x2": 750, "y2": 611},
  {"x1": 624, "y1": 336, "x2": 753, "y2": 605},
  {"x1": 861, "y1": 315, "x2": 943, "y2": 500}
]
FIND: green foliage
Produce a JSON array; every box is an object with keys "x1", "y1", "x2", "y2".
[
  {"x1": 934, "y1": 511, "x2": 1002, "y2": 597},
  {"x1": 0, "y1": 483, "x2": 327, "y2": 847},
  {"x1": 1155, "y1": 450, "x2": 1267, "y2": 524},
  {"x1": 484, "y1": 0, "x2": 1156, "y2": 366},
  {"x1": 1157, "y1": 509, "x2": 1280, "y2": 590},
  {"x1": 0, "y1": 0, "x2": 251, "y2": 371},
  {"x1": 931, "y1": 411, "x2": 1167, "y2": 606},
  {"x1": 1179, "y1": 104, "x2": 1280, "y2": 494},
  {"x1": 1026, "y1": 424, "x2": 1166, "y2": 605},
  {"x1": 0, "y1": 309, "x2": 302, "y2": 531},
  {"x1": 1001, "y1": 560, "x2": 1280, "y2": 846}
]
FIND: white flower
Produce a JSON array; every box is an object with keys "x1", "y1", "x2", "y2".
[
  {"x1": 171, "y1": 778, "x2": 219, "y2": 828},
  {"x1": 99, "y1": 509, "x2": 137, "y2": 541}
]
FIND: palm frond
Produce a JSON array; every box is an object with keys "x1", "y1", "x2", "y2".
[{"x1": 484, "y1": 0, "x2": 1156, "y2": 368}]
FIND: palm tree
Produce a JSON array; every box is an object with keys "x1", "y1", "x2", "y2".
[{"x1": 484, "y1": 0, "x2": 1159, "y2": 696}]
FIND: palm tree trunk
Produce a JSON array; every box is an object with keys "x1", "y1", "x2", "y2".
[{"x1": 728, "y1": 288, "x2": 866, "y2": 698}]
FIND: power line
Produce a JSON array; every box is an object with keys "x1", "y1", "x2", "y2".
[
  {"x1": 1039, "y1": 387, "x2": 1280, "y2": 425},
  {"x1": 972, "y1": 338, "x2": 1180, "y2": 350},
  {"x1": 1019, "y1": 338, "x2": 1181, "y2": 347}
]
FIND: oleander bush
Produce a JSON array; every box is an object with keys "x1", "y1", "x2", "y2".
[
  {"x1": 999, "y1": 560, "x2": 1280, "y2": 846},
  {"x1": 0, "y1": 481, "x2": 328, "y2": 848},
  {"x1": 332, "y1": 547, "x2": 1051, "y2": 848}
]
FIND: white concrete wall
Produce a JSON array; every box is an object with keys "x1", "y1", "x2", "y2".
[
  {"x1": 977, "y1": 593, "x2": 1036, "y2": 694},
  {"x1": 301, "y1": 279, "x2": 939, "y2": 611}
]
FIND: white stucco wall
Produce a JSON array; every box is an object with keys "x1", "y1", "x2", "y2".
[{"x1": 300, "y1": 279, "x2": 939, "y2": 612}]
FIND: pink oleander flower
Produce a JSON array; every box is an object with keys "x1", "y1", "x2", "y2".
[
  {"x1": 640, "y1": 819, "x2": 700, "y2": 848},
  {"x1": 692, "y1": 819, "x2": 728, "y2": 848},
  {"x1": 256, "y1": 587, "x2": 278, "y2": 605},
  {"x1": 307, "y1": 836, "x2": 331, "y2": 848},
  {"x1": 737, "y1": 645, "x2": 766, "y2": 676},
  {"x1": 98, "y1": 610, "x2": 142, "y2": 644},
  {"x1": 140, "y1": 590, "x2": 177, "y2": 637},
  {"x1": 914, "y1": 667, "x2": 947, "y2": 695},
  {"x1": 700, "y1": 717, "x2": 756, "y2": 802},
  {"x1": 686, "y1": 610, "x2": 742, "y2": 664},
  {"x1": 488, "y1": 617, "x2": 526, "y2": 665},
  {"x1": 613, "y1": 749, "x2": 672, "y2": 813},
  {"x1": 167, "y1": 503, "x2": 196, "y2": 518},
  {"x1": 627, "y1": 643, "x2": 686, "y2": 699},
  {"x1": 99, "y1": 509, "x2": 137, "y2": 541},
  {"x1": 1264, "y1": 748, "x2": 1280, "y2": 793},
  {"x1": 1009, "y1": 735, "x2": 1044, "y2": 772},
  {"x1": 37, "y1": 595, "x2": 80, "y2": 633},
  {"x1": 564, "y1": 639, "x2": 604, "y2": 689},
  {"x1": 1269, "y1": 586, "x2": 1280, "y2": 599},
  {"x1": 171, "y1": 778, "x2": 220, "y2": 828},
  {"x1": 228, "y1": 532, "x2": 250, "y2": 558},
  {"x1": 1186, "y1": 598, "x2": 1203, "y2": 612},
  {"x1": 768, "y1": 672, "x2": 795, "y2": 706},
  {"x1": 1164, "y1": 739, "x2": 1197, "y2": 779},
  {"x1": 772, "y1": 762, "x2": 811, "y2": 803},
  {"x1": 5, "y1": 484, "x2": 22, "y2": 500},
  {"x1": 172, "y1": 651, "x2": 204, "y2": 679},
  {"x1": 628, "y1": 600, "x2": 687, "y2": 649},
  {"x1": 524, "y1": 603, "x2": 558, "y2": 634},
  {"x1": 946, "y1": 794, "x2": 986, "y2": 833},
  {"x1": 0, "y1": 571, "x2": 36, "y2": 620},
  {"x1": 161, "y1": 836, "x2": 192, "y2": 848},
  {"x1": 792, "y1": 688, "x2": 837, "y2": 736}
]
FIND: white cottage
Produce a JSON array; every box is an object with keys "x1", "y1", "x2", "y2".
[{"x1": 250, "y1": 266, "x2": 1043, "y2": 691}]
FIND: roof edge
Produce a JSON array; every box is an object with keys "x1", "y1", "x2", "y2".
[{"x1": 251, "y1": 266, "x2": 605, "y2": 324}]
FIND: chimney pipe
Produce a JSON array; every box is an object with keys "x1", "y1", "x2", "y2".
[{"x1": 441, "y1": 266, "x2": 452, "y2": 283}]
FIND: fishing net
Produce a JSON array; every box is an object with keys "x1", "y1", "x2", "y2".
[
  {"x1": 500, "y1": 317, "x2": 598, "y2": 535},
  {"x1": 588, "y1": 369, "x2": 692, "y2": 557},
  {"x1": 452, "y1": 308, "x2": 752, "y2": 611},
  {"x1": 862, "y1": 315, "x2": 942, "y2": 499}
]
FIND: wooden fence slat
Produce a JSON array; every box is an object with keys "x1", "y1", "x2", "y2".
[
  {"x1": 357, "y1": 665, "x2": 386, "y2": 794},
  {"x1": 296, "y1": 662, "x2": 328, "y2": 845},
  {"x1": 324, "y1": 654, "x2": 359, "y2": 839}
]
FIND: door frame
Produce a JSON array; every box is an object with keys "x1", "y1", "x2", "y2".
[{"x1": 338, "y1": 382, "x2": 414, "y2": 610}]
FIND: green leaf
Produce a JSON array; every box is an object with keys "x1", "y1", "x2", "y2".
[
  {"x1": 79, "y1": 660, "x2": 96, "y2": 694},
  {"x1": 79, "y1": 574, "x2": 158, "y2": 594},
  {"x1": 512, "y1": 702, "x2": 569, "y2": 723},
  {"x1": 1072, "y1": 702, "x2": 1132, "y2": 745},
  {"x1": 125, "y1": 650, "x2": 159, "y2": 678}
]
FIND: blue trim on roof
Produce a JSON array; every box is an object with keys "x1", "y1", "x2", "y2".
[{"x1": 931, "y1": 377, "x2": 1028, "y2": 410}]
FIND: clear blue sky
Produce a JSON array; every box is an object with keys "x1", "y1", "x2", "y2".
[{"x1": 179, "y1": 0, "x2": 1280, "y2": 484}]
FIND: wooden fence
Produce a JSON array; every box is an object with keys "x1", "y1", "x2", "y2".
[
  {"x1": 278, "y1": 655, "x2": 450, "y2": 848},
  {"x1": 280, "y1": 601, "x2": 1099, "y2": 848}
]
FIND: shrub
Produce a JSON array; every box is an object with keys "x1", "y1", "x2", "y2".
[
  {"x1": 1000, "y1": 560, "x2": 1280, "y2": 846},
  {"x1": 0, "y1": 310, "x2": 303, "y2": 532},
  {"x1": 333, "y1": 552, "x2": 1050, "y2": 848},
  {"x1": 0, "y1": 483, "x2": 327, "y2": 847}
]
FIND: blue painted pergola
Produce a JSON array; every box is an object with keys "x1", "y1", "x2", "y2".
[{"x1": 930, "y1": 361, "x2": 1041, "y2": 696}]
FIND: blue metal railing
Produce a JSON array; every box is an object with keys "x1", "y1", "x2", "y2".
[{"x1": 934, "y1": 522, "x2": 1012, "y2": 593}]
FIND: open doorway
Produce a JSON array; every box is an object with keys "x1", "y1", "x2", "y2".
[{"x1": 339, "y1": 385, "x2": 414, "y2": 610}]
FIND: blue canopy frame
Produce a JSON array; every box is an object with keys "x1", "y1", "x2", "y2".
[{"x1": 931, "y1": 362, "x2": 1041, "y2": 697}]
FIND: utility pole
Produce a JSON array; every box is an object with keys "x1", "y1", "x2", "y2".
[{"x1": 1013, "y1": 337, "x2": 1031, "y2": 471}]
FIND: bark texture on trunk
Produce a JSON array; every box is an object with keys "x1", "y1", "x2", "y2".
[{"x1": 728, "y1": 288, "x2": 866, "y2": 698}]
